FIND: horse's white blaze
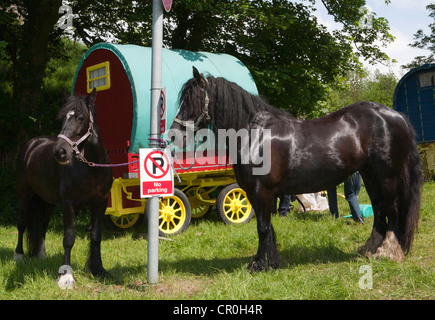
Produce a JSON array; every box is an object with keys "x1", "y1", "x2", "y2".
[{"x1": 66, "y1": 110, "x2": 75, "y2": 120}]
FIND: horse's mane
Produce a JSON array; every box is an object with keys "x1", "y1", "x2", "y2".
[
  {"x1": 179, "y1": 74, "x2": 292, "y2": 131},
  {"x1": 207, "y1": 76, "x2": 292, "y2": 129}
]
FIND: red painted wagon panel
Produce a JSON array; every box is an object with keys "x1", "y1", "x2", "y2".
[{"x1": 73, "y1": 49, "x2": 134, "y2": 178}]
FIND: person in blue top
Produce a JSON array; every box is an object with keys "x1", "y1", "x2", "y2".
[{"x1": 327, "y1": 172, "x2": 365, "y2": 223}]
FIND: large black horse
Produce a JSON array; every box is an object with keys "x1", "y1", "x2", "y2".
[
  {"x1": 170, "y1": 67, "x2": 422, "y2": 272},
  {"x1": 14, "y1": 89, "x2": 113, "y2": 284}
]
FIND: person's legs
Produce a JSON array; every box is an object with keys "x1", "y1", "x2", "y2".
[
  {"x1": 345, "y1": 172, "x2": 364, "y2": 223},
  {"x1": 327, "y1": 187, "x2": 339, "y2": 218},
  {"x1": 277, "y1": 195, "x2": 291, "y2": 217}
]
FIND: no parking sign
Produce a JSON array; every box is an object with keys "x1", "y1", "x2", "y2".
[{"x1": 139, "y1": 148, "x2": 174, "y2": 198}]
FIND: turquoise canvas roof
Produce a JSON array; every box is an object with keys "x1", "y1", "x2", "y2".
[{"x1": 72, "y1": 43, "x2": 258, "y2": 153}]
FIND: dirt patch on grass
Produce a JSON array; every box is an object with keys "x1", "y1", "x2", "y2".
[
  {"x1": 152, "y1": 277, "x2": 211, "y2": 298},
  {"x1": 75, "y1": 276, "x2": 210, "y2": 299},
  {"x1": 112, "y1": 276, "x2": 212, "y2": 299}
]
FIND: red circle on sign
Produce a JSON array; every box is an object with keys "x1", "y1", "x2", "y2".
[
  {"x1": 162, "y1": 0, "x2": 172, "y2": 12},
  {"x1": 144, "y1": 150, "x2": 170, "y2": 179}
]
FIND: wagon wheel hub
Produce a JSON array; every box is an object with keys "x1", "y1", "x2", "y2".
[
  {"x1": 232, "y1": 199, "x2": 243, "y2": 212},
  {"x1": 162, "y1": 206, "x2": 174, "y2": 222}
]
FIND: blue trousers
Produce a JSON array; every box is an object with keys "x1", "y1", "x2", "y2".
[
  {"x1": 274, "y1": 195, "x2": 291, "y2": 216},
  {"x1": 327, "y1": 172, "x2": 362, "y2": 219}
]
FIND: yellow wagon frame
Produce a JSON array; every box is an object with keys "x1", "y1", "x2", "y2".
[{"x1": 104, "y1": 167, "x2": 253, "y2": 234}]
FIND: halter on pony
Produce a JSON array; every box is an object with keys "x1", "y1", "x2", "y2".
[
  {"x1": 173, "y1": 79, "x2": 211, "y2": 131},
  {"x1": 57, "y1": 110, "x2": 95, "y2": 163}
]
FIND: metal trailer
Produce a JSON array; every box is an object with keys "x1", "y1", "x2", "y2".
[
  {"x1": 393, "y1": 63, "x2": 435, "y2": 180},
  {"x1": 71, "y1": 43, "x2": 258, "y2": 235}
]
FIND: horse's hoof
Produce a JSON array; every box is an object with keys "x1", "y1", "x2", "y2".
[
  {"x1": 13, "y1": 252, "x2": 25, "y2": 262},
  {"x1": 57, "y1": 265, "x2": 75, "y2": 289},
  {"x1": 248, "y1": 258, "x2": 280, "y2": 272},
  {"x1": 57, "y1": 273, "x2": 75, "y2": 290},
  {"x1": 372, "y1": 231, "x2": 405, "y2": 262},
  {"x1": 248, "y1": 261, "x2": 260, "y2": 273},
  {"x1": 96, "y1": 269, "x2": 111, "y2": 279},
  {"x1": 89, "y1": 266, "x2": 111, "y2": 279},
  {"x1": 248, "y1": 259, "x2": 267, "y2": 272},
  {"x1": 37, "y1": 252, "x2": 47, "y2": 259}
]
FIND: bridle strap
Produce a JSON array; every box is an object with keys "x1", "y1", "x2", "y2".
[
  {"x1": 57, "y1": 111, "x2": 94, "y2": 157},
  {"x1": 174, "y1": 80, "x2": 210, "y2": 132}
]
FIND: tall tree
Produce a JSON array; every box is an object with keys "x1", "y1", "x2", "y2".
[
  {"x1": 0, "y1": 0, "x2": 63, "y2": 146},
  {"x1": 69, "y1": 0, "x2": 393, "y2": 116},
  {"x1": 0, "y1": 0, "x2": 394, "y2": 150},
  {"x1": 323, "y1": 69, "x2": 397, "y2": 116},
  {"x1": 403, "y1": 3, "x2": 435, "y2": 70}
]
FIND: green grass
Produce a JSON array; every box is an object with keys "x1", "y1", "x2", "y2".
[{"x1": 0, "y1": 182, "x2": 434, "y2": 300}]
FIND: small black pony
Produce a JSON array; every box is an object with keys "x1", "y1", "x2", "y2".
[
  {"x1": 170, "y1": 67, "x2": 423, "y2": 272},
  {"x1": 14, "y1": 89, "x2": 113, "y2": 283}
]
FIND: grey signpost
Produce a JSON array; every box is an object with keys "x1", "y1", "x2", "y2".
[{"x1": 148, "y1": 0, "x2": 165, "y2": 285}]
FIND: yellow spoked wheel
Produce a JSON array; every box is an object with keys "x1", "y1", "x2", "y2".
[
  {"x1": 104, "y1": 212, "x2": 144, "y2": 230},
  {"x1": 158, "y1": 188, "x2": 191, "y2": 236},
  {"x1": 185, "y1": 187, "x2": 212, "y2": 218},
  {"x1": 216, "y1": 183, "x2": 254, "y2": 225}
]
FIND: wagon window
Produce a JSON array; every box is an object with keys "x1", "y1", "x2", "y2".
[
  {"x1": 86, "y1": 61, "x2": 111, "y2": 93},
  {"x1": 418, "y1": 71, "x2": 435, "y2": 88}
]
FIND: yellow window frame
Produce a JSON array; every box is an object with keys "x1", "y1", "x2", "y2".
[{"x1": 86, "y1": 61, "x2": 111, "y2": 93}]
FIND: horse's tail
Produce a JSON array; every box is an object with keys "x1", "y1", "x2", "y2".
[
  {"x1": 397, "y1": 115, "x2": 423, "y2": 255},
  {"x1": 26, "y1": 195, "x2": 52, "y2": 257},
  {"x1": 292, "y1": 195, "x2": 306, "y2": 213}
]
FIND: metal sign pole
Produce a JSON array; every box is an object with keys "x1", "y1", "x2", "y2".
[{"x1": 148, "y1": 0, "x2": 164, "y2": 285}]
